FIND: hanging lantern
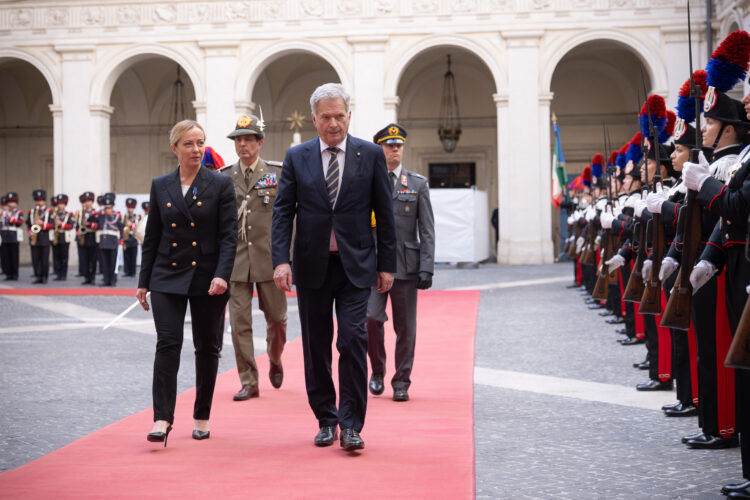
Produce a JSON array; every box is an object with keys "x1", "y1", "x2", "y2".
[
  {"x1": 168, "y1": 66, "x2": 189, "y2": 124},
  {"x1": 438, "y1": 54, "x2": 462, "y2": 153}
]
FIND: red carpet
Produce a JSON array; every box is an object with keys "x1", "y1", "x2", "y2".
[
  {"x1": 0, "y1": 290, "x2": 478, "y2": 499},
  {"x1": 0, "y1": 288, "x2": 297, "y2": 297}
]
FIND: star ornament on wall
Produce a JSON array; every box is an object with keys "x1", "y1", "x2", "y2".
[{"x1": 287, "y1": 110, "x2": 305, "y2": 134}]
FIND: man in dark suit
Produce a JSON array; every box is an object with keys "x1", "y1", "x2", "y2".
[{"x1": 272, "y1": 83, "x2": 397, "y2": 451}]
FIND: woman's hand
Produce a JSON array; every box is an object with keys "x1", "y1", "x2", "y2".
[
  {"x1": 208, "y1": 277, "x2": 228, "y2": 295},
  {"x1": 136, "y1": 288, "x2": 150, "y2": 311}
]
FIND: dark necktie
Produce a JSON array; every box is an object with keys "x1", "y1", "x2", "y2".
[
  {"x1": 244, "y1": 166, "x2": 253, "y2": 190},
  {"x1": 326, "y1": 147, "x2": 340, "y2": 205},
  {"x1": 389, "y1": 171, "x2": 397, "y2": 189}
]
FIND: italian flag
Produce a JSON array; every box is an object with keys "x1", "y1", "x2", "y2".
[{"x1": 551, "y1": 120, "x2": 567, "y2": 208}]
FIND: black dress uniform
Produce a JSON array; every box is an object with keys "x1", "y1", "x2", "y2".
[
  {"x1": 51, "y1": 194, "x2": 75, "y2": 281},
  {"x1": 77, "y1": 192, "x2": 99, "y2": 285},
  {"x1": 27, "y1": 189, "x2": 55, "y2": 284},
  {"x1": 366, "y1": 124, "x2": 435, "y2": 402},
  {"x1": 139, "y1": 165, "x2": 236, "y2": 425},
  {"x1": 122, "y1": 198, "x2": 140, "y2": 277},
  {"x1": 0, "y1": 192, "x2": 24, "y2": 280},
  {"x1": 96, "y1": 195, "x2": 123, "y2": 287}
]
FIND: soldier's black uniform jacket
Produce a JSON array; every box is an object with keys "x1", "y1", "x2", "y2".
[
  {"x1": 0, "y1": 208, "x2": 24, "y2": 243},
  {"x1": 78, "y1": 209, "x2": 99, "y2": 246},
  {"x1": 26, "y1": 205, "x2": 55, "y2": 247},
  {"x1": 96, "y1": 212, "x2": 123, "y2": 250},
  {"x1": 138, "y1": 166, "x2": 237, "y2": 295},
  {"x1": 696, "y1": 147, "x2": 750, "y2": 269},
  {"x1": 123, "y1": 213, "x2": 140, "y2": 249}
]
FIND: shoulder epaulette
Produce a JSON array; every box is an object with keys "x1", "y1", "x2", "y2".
[
  {"x1": 266, "y1": 160, "x2": 283, "y2": 168},
  {"x1": 218, "y1": 164, "x2": 233, "y2": 172},
  {"x1": 408, "y1": 171, "x2": 426, "y2": 180}
]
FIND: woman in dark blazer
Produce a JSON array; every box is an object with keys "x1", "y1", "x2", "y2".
[{"x1": 137, "y1": 120, "x2": 237, "y2": 445}]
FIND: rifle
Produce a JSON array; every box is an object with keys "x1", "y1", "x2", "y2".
[
  {"x1": 593, "y1": 126, "x2": 618, "y2": 299},
  {"x1": 568, "y1": 220, "x2": 582, "y2": 258},
  {"x1": 639, "y1": 71, "x2": 665, "y2": 315},
  {"x1": 580, "y1": 216, "x2": 597, "y2": 266},
  {"x1": 661, "y1": 0, "x2": 703, "y2": 330}
]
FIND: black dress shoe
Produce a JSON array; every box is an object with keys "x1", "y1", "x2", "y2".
[
  {"x1": 192, "y1": 429, "x2": 210, "y2": 440},
  {"x1": 269, "y1": 362, "x2": 283, "y2": 389},
  {"x1": 686, "y1": 433, "x2": 739, "y2": 449},
  {"x1": 606, "y1": 317, "x2": 626, "y2": 324},
  {"x1": 661, "y1": 401, "x2": 681, "y2": 411},
  {"x1": 369, "y1": 373, "x2": 384, "y2": 395},
  {"x1": 393, "y1": 388, "x2": 409, "y2": 402},
  {"x1": 681, "y1": 431, "x2": 705, "y2": 444},
  {"x1": 616, "y1": 327, "x2": 628, "y2": 335},
  {"x1": 340, "y1": 428, "x2": 364, "y2": 451},
  {"x1": 727, "y1": 491, "x2": 750, "y2": 499},
  {"x1": 619, "y1": 337, "x2": 644, "y2": 346},
  {"x1": 584, "y1": 298, "x2": 597, "y2": 304},
  {"x1": 566, "y1": 283, "x2": 580, "y2": 288},
  {"x1": 314, "y1": 426, "x2": 338, "y2": 447},
  {"x1": 32, "y1": 278, "x2": 44, "y2": 284},
  {"x1": 664, "y1": 403, "x2": 697, "y2": 417},
  {"x1": 636, "y1": 379, "x2": 673, "y2": 391},
  {"x1": 634, "y1": 361, "x2": 650, "y2": 370},
  {"x1": 723, "y1": 481, "x2": 750, "y2": 495},
  {"x1": 53, "y1": 276, "x2": 63, "y2": 281},
  {"x1": 598, "y1": 309, "x2": 614, "y2": 317},
  {"x1": 588, "y1": 303, "x2": 605, "y2": 310},
  {"x1": 233, "y1": 384, "x2": 259, "y2": 401},
  {"x1": 147, "y1": 424, "x2": 173, "y2": 447},
  {"x1": 81, "y1": 279, "x2": 92, "y2": 285}
]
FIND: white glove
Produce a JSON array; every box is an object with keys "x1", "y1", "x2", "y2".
[
  {"x1": 641, "y1": 260, "x2": 653, "y2": 282},
  {"x1": 645, "y1": 191, "x2": 667, "y2": 214},
  {"x1": 567, "y1": 215, "x2": 574, "y2": 225},
  {"x1": 635, "y1": 200, "x2": 647, "y2": 217},
  {"x1": 576, "y1": 236, "x2": 584, "y2": 253},
  {"x1": 595, "y1": 235, "x2": 601, "y2": 247},
  {"x1": 600, "y1": 212, "x2": 615, "y2": 229},
  {"x1": 600, "y1": 248, "x2": 605, "y2": 259},
  {"x1": 682, "y1": 151, "x2": 711, "y2": 191},
  {"x1": 585, "y1": 209, "x2": 595, "y2": 221},
  {"x1": 659, "y1": 256, "x2": 679, "y2": 281},
  {"x1": 690, "y1": 260, "x2": 717, "y2": 293},
  {"x1": 606, "y1": 254, "x2": 626, "y2": 273},
  {"x1": 596, "y1": 198, "x2": 607, "y2": 211},
  {"x1": 613, "y1": 206, "x2": 623, "y2": 217}
]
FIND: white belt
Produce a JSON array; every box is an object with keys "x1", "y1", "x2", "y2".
[{"x1": 99, "y1": 230, "x2": 120, "y2": 237}]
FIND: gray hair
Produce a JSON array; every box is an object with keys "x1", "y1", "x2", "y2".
[{"x1": 309, "y1": 83, "x2": 350, "y2": 116}]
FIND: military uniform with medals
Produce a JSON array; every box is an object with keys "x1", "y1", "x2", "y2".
[
  {"x1": 0, "y1": 192, "x2": 24, "y2": 280},
  {"x1": 122, "y1": 198, "x2": 141, "y2": 277},
  {"x1": 366, "y1": 124, "x2": 435, "y2": 402},
  {"x1": 27, "y1": 189, "x2": 55, "y2": 284},
  {"x1": 51, "y1": 194, "x2": 75, "y2": 281}
]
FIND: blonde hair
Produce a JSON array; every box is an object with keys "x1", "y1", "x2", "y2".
[{"x1": 169, "y1": 120, "x2": 205, "y2": 146}]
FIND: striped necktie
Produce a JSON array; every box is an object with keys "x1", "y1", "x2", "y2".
[{"x1": 325, "y1": 147, "x2": 340, "y2": 206}]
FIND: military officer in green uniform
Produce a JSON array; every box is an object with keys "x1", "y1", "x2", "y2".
[
  {"x1": 223, "y1": 115, "x2": 288, "y2": 401},
  {"x1": 367, "y1": 123, "x2": 435, "y2": 402}
]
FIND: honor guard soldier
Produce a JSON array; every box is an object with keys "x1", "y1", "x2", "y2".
[
  {"x1": 27, "y1": 189, "x2": 55, "y2": 284},
  {"x1": 77, "y1": 191, "x2": 99, "y2": 285},
  {"x1": 51, "y1": 194, "x2": 75, "y2": 281},
  {"x1": 366, "y1": 123, "x2": 435, "y2": 402},
  {"x1": 96, "y1": 194, "x2": 123, "y2": 286},
  {"x1": 224, "y1": 114, "x2": 288, "y2": 400},
  {"x1": 122, "y1": 198, "x2": 140, "y2": 277},
  {"x1": 0, "y1": 192, "x2": 24, "y2": 280},
  {"x1": 142, "y1": 201, "x2": 150, "y2": 215}
]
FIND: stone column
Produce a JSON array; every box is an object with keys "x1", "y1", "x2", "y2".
[
  {"x1": 199, "y1": 41, "x2": 239, "y2": 163},
  {"x1": 348, "y1": 36, "x2": 387, "y2": 139},
  {"x1": 89, "y1": 104, "x2": 113, "y2": 194},
  {"x1": 383, "y1": 96, "x2": 400, "y2": 125},
  {"x1": 56, "y1": 45, "x2": 105, "y2": 198},
  {"x1": 497, "y1": 31, "x2": 553, "y2": 264},
  {"x1": 48, "y1": 104, "x2": 63, "y2": 195}
]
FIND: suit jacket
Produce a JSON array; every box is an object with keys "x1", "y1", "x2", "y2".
[
  {"x1": 272, "y1": 134, "x2": 397, "y2": 289},
  {"x1": 389, "y1": 168, "x2": 435, "y2": 279},
  {"x1": 222, "y1": 159, "x2": 280, "y2": 283},
  {"x1": 138, "y1": 166, "x2": 237, "y2": 295}
]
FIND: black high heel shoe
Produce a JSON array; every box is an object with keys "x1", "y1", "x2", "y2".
[
  {"x1": 192, "y1": 429, "x2": 210, "y2": 440},
  {"x1": 147, "y1": 424, "x2": 173, "y2": 447}
]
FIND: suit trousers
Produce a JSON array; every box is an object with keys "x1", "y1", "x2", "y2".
[
  {"x1": 228, "y1": 279, "x2": 287, "y2": 387},
  {"x1": 151, "y1": 291, "x2": 229, "y2": 422},
  {"x1": 79, "y1": 245, "x2": 97, "y2": 282},
  {"x1": 52, "y1": 242, "x2": 69, "y2": 278},
  {"x1": 1, "y1": 243, "x2": 19, "y2": 278},
  {"x1": 296, "y1": 254, "x2": 370, "y2": 432},
  {"x1": 366, "y1": 278, "x2": 418, "y2": 390},
  {"x1": 99, "y1": 248, "x2": 117, "y2": 286},
  {"x1": 123, "y1": 244, "x2": 137, "y2": 276},
  {"x1": 31, "y1": 245, "x2": 49, "y2": 279}
]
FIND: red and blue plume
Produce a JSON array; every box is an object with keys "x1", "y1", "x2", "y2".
[
  {"x1": 639, "y1": 95, "x2": 667, "y2": 140},
  {"x1": 676, "y1": 70, "x2": 708, "y2": 123},
  {"x1": 706, "y1": 30, "x2": 750, "y2": 92},
  {"x1": 582, "y1": 165, "x2": 592, "y2": 188},
  {"x1": 608, "y1": 151, "x2": 618, "y2": 167},
  {"x1": 659, "y1": 111, "x2": 676, "y2": 143},
  {"x1": 568, "y1": 175, "x2": 584, "y2": 192},
  {"x1": 626, "y1": 132, "x2": 643, "y2": 165},
  {"x1": 616, "y1": 143, "x2": 628, "y2": 169},
  {"x1": 590, "y1": 153, "x2": 604, "y2": 180},
  {"x1": 201, "y1": 146, "x2": 225, "y2": 169}
]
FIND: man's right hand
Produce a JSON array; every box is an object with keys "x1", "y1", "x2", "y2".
[{"x1": 273, "y1": 263, "x2": 293, "y2": 291}]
